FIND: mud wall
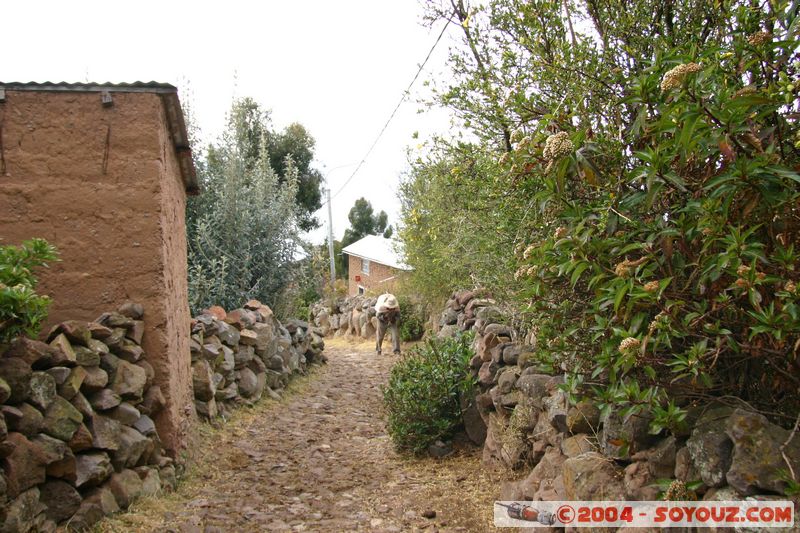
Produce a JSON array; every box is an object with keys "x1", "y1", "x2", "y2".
[{"x1": 0, "y1": 90, "x2": 193, "y2": 456}]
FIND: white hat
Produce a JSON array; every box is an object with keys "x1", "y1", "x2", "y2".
[{"x1": 384, "y1": 295, "x2": 399, "y2": 309}]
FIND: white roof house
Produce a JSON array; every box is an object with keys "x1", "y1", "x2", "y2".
[
  {"x1": 341, "y1": 235, "x2": 411, "y2": 296},
  {"x1": 341, "y1": 235, "x2": 411, "y2": 271}
]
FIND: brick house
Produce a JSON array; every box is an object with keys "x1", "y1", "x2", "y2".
[
  {"x1": 0, "y1": 82, "x2": 197, "y2": 455},
  {"x1": 341, "y1": 234, "x2": 411, "y2": 297}
]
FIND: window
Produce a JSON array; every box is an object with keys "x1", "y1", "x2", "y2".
[
  {"x1": 358, "y1": 285, "x2": 365, "y2": 295},
  {"x1": 361, "y1": 258, "x2": 370, "y2": 275}
]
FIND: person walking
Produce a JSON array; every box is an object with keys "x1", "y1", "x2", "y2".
[{"x1": 375, "y1": 293, "x2": 401, "y2": 355}]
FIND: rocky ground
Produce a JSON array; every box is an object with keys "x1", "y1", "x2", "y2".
[{"x1": 94, "y1": 337, "x2": 504, "y2": 532}]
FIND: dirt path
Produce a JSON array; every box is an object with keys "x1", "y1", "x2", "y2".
[{"x1": 96, "y1": 338, "x2": 504, "y2": 532}]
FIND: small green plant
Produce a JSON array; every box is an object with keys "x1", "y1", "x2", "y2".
[
  {"x1": 383, "y1": 332, "x2": 476, "y2": 454},
  {"x1": 398, "y1": 295, "x2": 426, "y2": 342},
  {"x1": 0, "y1": 238, "x2": 58, "y2": 343}
]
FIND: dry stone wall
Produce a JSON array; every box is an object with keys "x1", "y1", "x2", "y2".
[
  {"x1": 434, "y1": 290, "x2": 800, "y2": 513},
  {"x1": 190, "y1": 300, "x2": 326, "y2": 419},
  {"x1": 0, "y1": 304, "x2": 176, "y2": 532},
  {"x1": 310, "y1": 296, "x2": 380, "y2": 341}
]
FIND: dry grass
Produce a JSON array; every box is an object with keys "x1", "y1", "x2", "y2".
[{"x1": 91, "y1": 367, "x2": 322, "y2": 533}]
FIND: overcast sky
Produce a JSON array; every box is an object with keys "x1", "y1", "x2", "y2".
[{"x1": 4, "y1": 0, "x2": 456, "y2": 245}]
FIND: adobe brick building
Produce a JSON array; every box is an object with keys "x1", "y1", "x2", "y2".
[
  {"x1": 341, "y1": 235, "x2": 411, "y2": 296},
  {"x1": 0, "y1": 82, "x2": 197, "y2": 455}
]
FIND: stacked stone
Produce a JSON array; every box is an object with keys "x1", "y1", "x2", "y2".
[
  {"x1": 310, "y1": 296, "x2": 380, "y2": 340},
  {"x1": 0, "y1": 303, "x2": 175, "y2": 532},
  {"x1": 190, "y1": 300, "x2": 325, "y2": 420},
  {"x1": 434, "y1": 292, "x2": 800, "y2": 512}
]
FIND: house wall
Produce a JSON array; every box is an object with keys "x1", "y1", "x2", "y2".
[
  {"x1": 347, "y1": 255, "x2": 406, "y2": 296},
  {"x1": 0, "y1": 90, "x2": 194, "y2": 455}
]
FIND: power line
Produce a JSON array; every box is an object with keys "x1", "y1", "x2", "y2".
[{"x1": 326, "y1": 16, "x2": 451, "y2": 204}]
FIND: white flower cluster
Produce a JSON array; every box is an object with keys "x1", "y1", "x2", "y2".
[
  {"x1": 543, "y1": 132, "x2": 574, "y2": 161},
  {"x1": 618, "y1": 337, "x2": 641, "y2": 356},
  {"x1": 660, "y1": 63, "x2": 702, "y2": 92}
]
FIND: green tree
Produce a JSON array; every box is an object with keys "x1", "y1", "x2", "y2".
[
  {"x1": 187, "y1": 99, "x2": 305, "y2": 314},
  {"x1": 403, "y1": 0, "x2": 800, "y2": 427}
]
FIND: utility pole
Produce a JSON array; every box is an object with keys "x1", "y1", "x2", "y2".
[{"x1": 326, "y1": 187, "x2": 336, "y2": 311}]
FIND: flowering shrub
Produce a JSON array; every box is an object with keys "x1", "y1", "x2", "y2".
[{"x1": 403, "y1": 0, "x2": 800, "y2": 429}]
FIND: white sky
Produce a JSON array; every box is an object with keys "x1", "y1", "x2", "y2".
[{"x1": 4, "y1": 0, "x2": 457, "y2": 245}]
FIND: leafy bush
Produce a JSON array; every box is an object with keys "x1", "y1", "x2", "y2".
[
  {"x1": 0, "y1": 239, "x2": 58, "y2": 343},
  {"x1": 397, "y1": 294, "x2": 425, "y2": 341},
  {"x1": 383, "y1": 333, "x2": 475, "y2": 454},
  {"x1": 404, "y1": 0, "x2": 800, "y2": 428}
]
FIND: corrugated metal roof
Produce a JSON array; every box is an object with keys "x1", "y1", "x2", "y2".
[
  {"x1": 341, "y1": 235, "x2": 411, "y2": 271},
  {"x1": 0, "y1": 81, "x2": 198, "y2": 195}
]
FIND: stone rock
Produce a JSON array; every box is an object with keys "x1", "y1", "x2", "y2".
[
  {"x1": 502, "y1": 343, "x2": 522, "y2": 365},
  {"x1": 134, "y1": 359, "x2": 155, "y2": 388},
  {"x1": 440, "y1": 308, "x2": 458, "y2": 327},
  {"x1": 89, "y1": 388, "x2": 122, "y2": 411},
  {"x1": 139, "y1": 385, "x2": 165, "y2": 416},
  {"x1": 69, "y1": 391, "x2": 94, "y2": 425},
  {"x1": 99, "y1": 351, "x2": 121, "y2": 381},
  {"x1": 195, "y1": 398, "x2": 218, "y2": 419},
  {"x1": 68, "y1": 423, "x2": 94, "y2": 453},
  {"x1": 108, "y1": 469, "x2": 143, "y2": 509},
  {"x1": 567, "y1": 400, "x2": 601, "y2": 435},
  {"x1": 266, "y1": 354, "x2": 283, "y2": 372},
  {"x1": 3, "y1": 433, "x2": 48, "y2": 497},
  {"x1": 98, "y1": 312, "x2": 135, "y2": 329},
  {"x1": 236, "y1": 367, "x2": 259, "y2": 398},
  {"x1": 45, "y1": 366, "x2": 70, "y2": 386},
  {"x1": 674, "y1": 446, "x2": 700, "y2": 483},
  {"x1": 514, "y1": 374, "x2": 553, "y2": 409},
  {"x1": 118, "y1": 302, "x2": 145, "y2": 319},
  {"x1": 133, "y1": 415, "x2": 157, "y2": 437},
  {"x1": 478, "y1": 332, "x2": 500, "y2": 362},
  {"x1": 114, "y1": 340, "x2": 144, "y2": 363},
  {"x1": 725, "y1": 408, "x2": 800, "y2": 495},
  {"x1": 215, "y1": 383, "x2": 238, "y2": 401},
  {"x1": 9, "y1": 403, "x2": 43, "y2": 437},
  {"x1": 2, "y1": 337, "x2": 57, "y2": 369},
  {"x1": 74, "y1": 345, "x2": 101, "y2": 367},
  {"x1": 126, "y1": 320, "x2": 145, "y2": 345},
  {"x1": 76, "y1": 452, "x2": 113, "y2": 488},
  {"x1": 496, "y1": 369, "x2": 518, "y2": 395},
  {"x1": 0, "y1": 377, "x2": 9, "y2": 405},
  {"x1": 239, "y1": 329, "x2": 259, "y2": 346},
  {"x1": 561, "y1": 434, "x2": 595, "y2": 458},
  {"x1": 461, "y1": 389, "x2": 487, "y2": 445},
  {"x1": 32, "y1": 433, "x2": 68, "y2": 465},
  {"x1": 686, "y1": 407, "x2": 734, "y2": 488},
  {"x1": 42, "y1": 396, "x2": 83, "y2": 441},
  {"x1": 27, "y1": 372, "x2": 56, "y2": 411},
  {"x1": 49, "y1": 333, "x2": 78, "y2": 365},
  {"x1": 81, "y1": 365, "x2": 109, "y2": 393},
  {"x1": 192, "y1": 360, "x2": 216, "y2": 402},
  {"x1": 0, "y1": 358, "x2": 32, "y2": 404},
  {"x1": 111, "y1": 359, "x2": 147, "y2": 401},
  {"x1": 48, "y1": 456, "x2": 78, "y2": 484},
  {"x1": 635, "y1": 436, "x2": 677, "y2": 479},
  {"x1": 543, "y1": 390, "x2": 569, "y2": 433},
  {"x1": 88, "y1": 322, "x2": 114, "y2": 340},
  {"x1": 216, "y1": 322, "x2": 241, "y2": 347},
  {"x1": 600, "y1": 408, "x2": 656, "y2": 460},
  {"x1": 562, "y1": 452, "x2": 626, "y2": 500},
  {"x1": 84, "y1": 486, "x2": 121, "y2": 516},
  {"x1": 533, "y1": 411, "x2": 561, "y2": 448},
  {"x1": 484, "y1": 323, "x2": 514, "y2": 338},
  {"x1": 68, "y1": 499, "x2": 106, "y2": 530},
  {"x1": 111, "y1": 426, "x2": 150, "y2": 470},
  {"x1": 87, "y1": 338, "x2": 110, "y2": 356},
  {"x1": 106, "y1": 403, "x2": 141, "y2": 426},
  {"x1": 39, "y1": 479, "x2": 82, "y2": 523},
  {"x1": 58, "y1": 365, "x2": 87, "y2": 400},
  {"x1": 437, "y1": 324, "x2": 459, "y2": 339},
  {"x1": 428, "y1": 440, "x2": 453, "y2": 458},
  {"x1": 137, "y1": 466, "x2": 162, "y2": 497},
  {"x1": 49, "y1": 320, "x2": 93, "y2": 346},
  {"x1": 624, "y1": 461, "x2": 660, "y2": 500},
  {"x1": 478, "y1": 361, "x2": 500, "y2": 388},
  {"x1": 89, "y1": 414, "x2": 122, "y2": 450},
  {"x1": 159, "y1": 465, "x2": 177, "y2": 492},
  {"x1": 1, "y1": 488, "x2": 45, "y2": 533},
  {"x1": 517, "y1": 446, "x2": 566, "y2": 498}
]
